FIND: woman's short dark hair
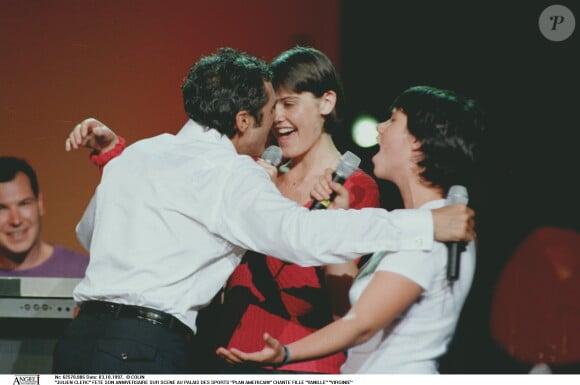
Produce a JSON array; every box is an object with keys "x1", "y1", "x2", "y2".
[
  {"x1": 390, "y1": 85, "x2": 486, "y2": 192},
  {"x1": 270, "y1": 46, "x2": 345, "y2": 134}
]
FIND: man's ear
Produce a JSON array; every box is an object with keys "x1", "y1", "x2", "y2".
[
  {"x1": 37, "y1": 192, "x2": 45, "y2": 217},
  {"x1": 319, "y1": 91, "x2": 337, "y2": 116},
  {"x1": 234, "y1": 110, "x2": 251, "y2": 136}
]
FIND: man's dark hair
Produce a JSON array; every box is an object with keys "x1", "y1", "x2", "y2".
[
  {"x1": 390, "y1": 85, "x2": 486, "y2": 193},
  {"x1": 270, "y1": 46, "x2": 345, "y2": 134},
  {"x1": 0, "y1": 156, "x2": 39, "y2": 197},
  {"x1": 182, "y1": 47, "x2": 272, "y2": 138}
]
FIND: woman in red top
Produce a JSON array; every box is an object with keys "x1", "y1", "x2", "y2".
[{"x1": 207, "y1": 46, "x2": 380, "y2": 374}]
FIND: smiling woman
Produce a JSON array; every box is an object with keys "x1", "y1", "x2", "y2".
[{"x1": 203, "y1": 46, "x2": 381, "y2": 374}]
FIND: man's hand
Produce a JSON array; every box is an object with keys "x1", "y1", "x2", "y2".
[
  {"x1": 65, "y1": 118, "x2": 118, "y2": 154},
  {"x1": 432, "y1": 204, "x2": 476, "y2": 243},
  {"x1": 310, "y1": 168, "x2": 350, "y2": 210},
  {"x1": 255, "y1": 159, "x2": 278, "y2": 182}
]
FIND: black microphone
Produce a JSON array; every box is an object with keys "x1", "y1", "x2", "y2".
[
  {"x1": 310, "y1": 151, "x2": 361, "y2": 210},
  {"x1": 446, "y1": 185, "x2": 469, "y2": 282},
  {"x1": 259, "y1": 145, "x2": 283, "y2": 167}
]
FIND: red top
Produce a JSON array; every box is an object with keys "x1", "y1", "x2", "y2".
[{"x1": 223, "y1": 169, "x2": 380, "y2": 373}]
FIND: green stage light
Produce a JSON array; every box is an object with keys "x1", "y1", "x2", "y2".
[{"x1": 351, "y1": 115, "x2": 378, "y2": 148}]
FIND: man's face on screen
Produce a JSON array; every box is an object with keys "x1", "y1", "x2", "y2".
[{"x1": 0, "y1": 172, "x2": 44, "y2": 263}]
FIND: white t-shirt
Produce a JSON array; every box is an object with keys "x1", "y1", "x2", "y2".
[
  {"x1": 73, "y1": 119, "x2": 434, "y2": 333},
  {"x1": 341, "y1": 199, "x2": 476, "y2": 374}
]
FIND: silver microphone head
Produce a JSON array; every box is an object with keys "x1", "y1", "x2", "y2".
[
  {"x1": 446, "y1": 185, "x2": 469, "y2": 205},
  {"x1": 260, "y1": 145, "x2": 283, "y2": 167},
  {"x1": 335, "y1": 151, "x2": 361, "y2": 179}
]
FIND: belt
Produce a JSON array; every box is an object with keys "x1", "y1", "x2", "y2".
[{"x1": 79, "y1": 300, "x2": 192, "y2": 338}]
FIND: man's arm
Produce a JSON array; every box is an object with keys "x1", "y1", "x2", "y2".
[{"x1": 311, "y1": 169, "x2": 476, "y2": 244}]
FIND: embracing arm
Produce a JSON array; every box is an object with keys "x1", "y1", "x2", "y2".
[
  {"x1": 310, "y1": 168, "x2": 475, "y2": 245},
  {"x1": 217, "y1": 270, "x2": 422, "y2": 366},
  {"x1": 66, "y1": 119, "x2": 126, "y2": 248},
  {"x1": 65, "y1": 118, "x2": 126, "y2": 171}
]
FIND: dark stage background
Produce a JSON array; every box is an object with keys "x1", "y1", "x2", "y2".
[{"x1": 338, "y1": 0, "x2": 578, "y2": 373}]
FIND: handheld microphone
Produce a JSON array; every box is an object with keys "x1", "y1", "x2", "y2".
[
  {"x1": 259, "y1": 145, "x2": 283, "y2": 167},
  {"x1": 446, "y1": 185, "x2": 469, "y2": 282},
  {"x1": 310, "y1": 151, "x2": 361, "y2": 210}
]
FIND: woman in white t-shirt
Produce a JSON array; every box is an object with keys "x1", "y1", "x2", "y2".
[{"x1": 217, "y1": 85, "x2": 486, "y2": 373}]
